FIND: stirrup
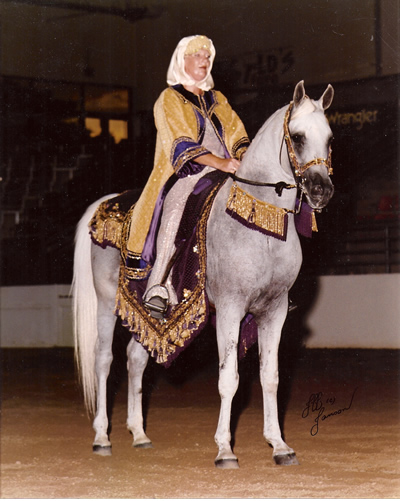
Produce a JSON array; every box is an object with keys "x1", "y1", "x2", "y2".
[{"x1": 143, "y1": 285, "x2": 169, "y2": 319}]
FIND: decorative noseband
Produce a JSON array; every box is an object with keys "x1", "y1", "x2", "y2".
[{"x1": 283, "y1": 101, "x2": 333, "y2": 177}]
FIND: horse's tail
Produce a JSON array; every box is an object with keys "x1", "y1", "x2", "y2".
[{"x1": 71, "y1": 194, "x2": 117, "y2": 415}]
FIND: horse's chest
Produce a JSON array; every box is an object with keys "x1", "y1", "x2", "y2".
[
  {"x1": 208, "y1": 221, "x2": 300, "y2": 288},
  {"x1": 256, "y1": 238, "x2": 301, "y2": 285},
  {"x1": 207, "y1": 191, "x2": 302, "y2": 295}
]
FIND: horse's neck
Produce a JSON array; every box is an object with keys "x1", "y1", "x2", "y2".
[
  {"x1": 240, "y1": 107, "x2": 293, "y2": 183},
  {"x1": 238, "y1": 106, "x2": 295, "y2": 206}
]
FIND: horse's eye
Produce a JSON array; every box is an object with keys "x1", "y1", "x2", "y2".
[{"x1": 291, "y1": 134, "x2": 304, "y2": 145}]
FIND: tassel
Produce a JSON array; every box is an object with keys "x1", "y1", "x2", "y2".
[
  {"x1": 311, "y1": 211, "x2": 318, "y2": 232},
  {"x1": 248, "y1": 199, "x2": 256, "y2": 223},
  {"x1": 228, "y1": 183, "x2": 237, "y2": 210}
]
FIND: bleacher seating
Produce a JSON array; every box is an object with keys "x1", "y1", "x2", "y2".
[{"x1": 0, "y1": 134, "x2": 148, "y2": 285}]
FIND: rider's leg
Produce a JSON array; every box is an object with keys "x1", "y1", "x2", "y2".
[{"x1": 143, "y1": 167, "x2": 213, "y2": 310}]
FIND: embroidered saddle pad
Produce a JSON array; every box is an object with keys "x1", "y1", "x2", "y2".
[{"x1": 89, "y1": 171, "x2": 259, "y2": 367}]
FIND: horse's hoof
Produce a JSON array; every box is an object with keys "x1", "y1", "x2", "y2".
[
  {"x1": 134, "y1": 441, "x2": 153, "y2": 449},
  {"x1": 274, "y1": 452, "x2": 299, "y2": 466},
  {"x1": 215, "y1": 458, "x2": 240, "y2": 469},
  {"x1": 93, "y1": 445, "x2": 112, "y2": 456}
]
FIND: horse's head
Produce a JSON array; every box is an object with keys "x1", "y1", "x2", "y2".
[{"x1": 286, "y1": 81, "x2": 335, "y2": 209}]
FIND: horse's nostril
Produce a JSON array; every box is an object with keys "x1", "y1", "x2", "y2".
[{"x1": 311, "y1": 185, "x2": 324, "y2": 197}]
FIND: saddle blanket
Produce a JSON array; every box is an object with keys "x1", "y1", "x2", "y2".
[{"x1": 89, "y1": 171, "x2": 258, "y2": 367}]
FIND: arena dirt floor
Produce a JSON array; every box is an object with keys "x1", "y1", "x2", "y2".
[{"x1": 1, "y1": 320, "x2": 400, "y2": 499}]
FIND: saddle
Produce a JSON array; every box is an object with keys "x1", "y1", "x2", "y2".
[{"x1": 89, "y1": 171, "x2": 257, "y2": 366}]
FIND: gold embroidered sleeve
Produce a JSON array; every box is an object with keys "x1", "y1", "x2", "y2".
[{"x1": 154, "y1": 88, "x2": 208, "y2": 174}]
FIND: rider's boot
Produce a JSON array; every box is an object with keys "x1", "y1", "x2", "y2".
[
  {"x1": 143, "y1": 285, "x2": 170, "y2": 319},
  {"x1": 143, "y1": 244, "x2": 179, "y2": 320}
]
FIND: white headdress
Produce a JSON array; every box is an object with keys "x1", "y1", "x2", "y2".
[{"x1": 166, "y1": 35, "x2": 216, "y2": 91}]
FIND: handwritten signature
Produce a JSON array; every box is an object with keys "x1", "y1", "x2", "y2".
[{"x1": 301, "y1": 388, "x2": 357, "y2": 436}]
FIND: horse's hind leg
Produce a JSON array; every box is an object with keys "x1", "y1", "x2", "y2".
[
  {"x1": 92, "y1": 245, "x2": 120, "y2": 455},
  {"x1": 126, "y1": 338, "x2": 152, "y2": 448},
  {"x1": 257, "y1": 304, "x2": 299, "y2": 466}
]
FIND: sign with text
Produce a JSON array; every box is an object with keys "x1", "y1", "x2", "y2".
[{"x1": 216, "y1": 47, "x2": 295, "y2": 90}]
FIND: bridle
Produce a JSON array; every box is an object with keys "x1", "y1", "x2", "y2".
[
  {"x1": 231, "y1": 101, "x2": 333, "y2": 203},
  {"x1": 283, "y1": 101, "x2": 333, "y2": 177}
]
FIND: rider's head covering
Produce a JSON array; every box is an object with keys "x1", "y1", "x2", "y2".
[{"x1": 166, "y1": 35, "x2": 215, "y2": 91}]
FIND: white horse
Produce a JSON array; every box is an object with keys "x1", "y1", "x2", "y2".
[{"x1": 72, "y1": 81, "x2": 334, "y2": 468}]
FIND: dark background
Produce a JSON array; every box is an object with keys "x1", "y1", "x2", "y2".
[{"x1": 1, "y1": 0, "x2": 399, "y2": 285}]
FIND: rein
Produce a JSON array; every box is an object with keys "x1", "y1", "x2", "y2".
[{"x1": 230, "y1": 174, "x2": 296, "y2": 197}]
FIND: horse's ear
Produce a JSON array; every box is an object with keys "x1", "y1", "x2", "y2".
[
  {"x1": 319, "y1": 84, "x2": 334, "y2": 110},
  {"x1": 293, "y1": 80, "x2": 306, "y2": 106}
]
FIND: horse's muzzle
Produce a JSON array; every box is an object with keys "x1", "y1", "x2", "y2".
[{"x1": 304, "y1": 171, "x2": 334, "y2": 209}]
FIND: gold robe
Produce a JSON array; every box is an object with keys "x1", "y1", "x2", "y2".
[{"x1": 127, "y1": 84, "x2": 249, "y2": 264}]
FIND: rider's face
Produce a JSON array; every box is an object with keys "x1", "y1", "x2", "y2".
[{"x1": 184, "y1": 49, "x2": 211, "y2": 82}]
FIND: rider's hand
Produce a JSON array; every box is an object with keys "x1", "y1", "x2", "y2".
[
  {"x1": 215, "y1": 157, "x2": 240, "y2": 174},
  {"x1": 197, "y1": 154, "x2": 240, "y2": 174}
]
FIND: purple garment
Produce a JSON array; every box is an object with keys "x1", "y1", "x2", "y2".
[
  {"x1": 118, "y1": 170, "x2": 228, "y2": 367},
  {"x1": 141, "y1": 188, "x2": 167, "y2": 266},
  {"x1": 294, "y1": 199, "x2": 314, "y2": 238},
  {"x1": 141, "y1": 175, "x2": 178, "y2": 266}
]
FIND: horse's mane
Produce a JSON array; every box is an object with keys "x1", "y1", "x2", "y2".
[
  {"x1": 241, "y1": 105, "x2": 287, "y2": 170},
  {"x1": 244, "y1": 96, "x2": 321, "y2": 168}
]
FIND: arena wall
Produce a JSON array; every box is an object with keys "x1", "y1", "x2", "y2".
[{"x1": 1, "y1": 274, "x2": 399, "y2": 349}]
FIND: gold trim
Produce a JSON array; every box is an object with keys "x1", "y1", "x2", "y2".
[
  {"x1": 232, "y1": 137, "x2": 250, "y2": 160},
  {"x1": 226, "y1": 183, "x2": 288, "y2": 238},
  {"x1": 172, "y1": 138, "x2": 208, "y2": 171},
  {"x1": 89, "y1": 200, "x2": 126, "y2": 249},
  {"x1": 115, "y1": 182, "x2": 221, "y2": 364}
]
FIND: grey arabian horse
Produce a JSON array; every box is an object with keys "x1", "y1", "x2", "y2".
[{"x1": 72, "y1": 81, "x2": 334, "y2": 468}]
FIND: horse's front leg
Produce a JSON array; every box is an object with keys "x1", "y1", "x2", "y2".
[
  {"x1": 214, "y1": 307, "x2": 242, "y2": 469},
  {"x1": 257, "y1": 299, "x2": 299, "y2": 466},
  {"x1": 126, "y1": 338, "x2": 152, "y2": 448},
  {"x1": 92, "y1": 246, "x2": 119, "y2": 455}
]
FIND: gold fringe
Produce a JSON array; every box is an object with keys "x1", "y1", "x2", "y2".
[
  {"x1": 89, "y1": 200, "x2": 126, "y2": 249},
  {"x1": 115, "y1": 285, "x2": 208, "y2": 364},
  {"x1": 114, "y1": 181, "x2": 221, "y2": 364},
  {"x1": 227, "y1": 183, "x2": 288, "y2": 238}
]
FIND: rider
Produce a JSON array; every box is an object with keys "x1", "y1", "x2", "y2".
[{"x1": 126, "y1": 35, "x2": 250, "y2": 316}]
